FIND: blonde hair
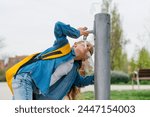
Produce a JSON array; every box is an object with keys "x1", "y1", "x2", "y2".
[{"x1": 66, "y1": 86, "x2": 80, "y2": 100}]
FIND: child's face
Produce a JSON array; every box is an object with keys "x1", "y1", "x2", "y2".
[{"x1": 73, "y1": 42, "x2": 91, "y2": 61}]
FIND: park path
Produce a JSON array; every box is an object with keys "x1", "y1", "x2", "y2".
[
  {"x1": 81, "y1": 85, "x2": 150, "y2": 92},
  {"x1": 1, "y1": 82, "x2": 150, "y2": 100}
]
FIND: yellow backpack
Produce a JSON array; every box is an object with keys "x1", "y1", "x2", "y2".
[{"x1": 6, "y1": 43, "x2": 71, "y2": 94}]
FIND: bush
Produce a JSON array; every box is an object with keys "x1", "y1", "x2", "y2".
[
  {"x1": 111, "y1": 71, "x2": 130, "y2": 84},
  {"x1": 0, "y1": 70, "x2": 6, "y2": 82}
]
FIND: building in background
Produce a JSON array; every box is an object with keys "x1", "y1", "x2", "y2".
[{"x1": 7, "y1": 55, "x2": 27, "y2": 68}]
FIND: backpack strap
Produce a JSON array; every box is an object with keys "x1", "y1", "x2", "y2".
[
  {"x1": 16, "y1": 43, "x2": 71, "y2": 74},
  {"x1": 41, "y1": 43, "x2": 71, "y2": 60}
]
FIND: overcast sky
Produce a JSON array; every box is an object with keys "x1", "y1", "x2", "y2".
[{"x1": 0, "y1": 0, "x2": 150, "y2": 59}]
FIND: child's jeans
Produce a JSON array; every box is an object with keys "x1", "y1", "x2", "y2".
[
  {"x1": 12, "y1": 64, "x2": 77, "y2": 100},
  {"x1": 12, "y1": 73, "x2": 37, "y2": 100}
]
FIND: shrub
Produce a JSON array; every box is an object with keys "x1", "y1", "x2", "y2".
[
  {"x1": 0, "y1": 70, "x2": 6, "y2": 82},
  {"x1": 111, "y1": 71, "x2": 130, "y2": 84}
]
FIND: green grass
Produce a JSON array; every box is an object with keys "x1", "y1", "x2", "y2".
[{"x1": 77, "y1": 90, "x2": 150, "y2": 100}]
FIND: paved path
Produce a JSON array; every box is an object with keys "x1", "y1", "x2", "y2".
[
  {"x1": 81, "y1": 85, "x2": 150, "y2": 92},
  {"x1": 0, "y1": 82, "x2": 12, "y2": 100},
  {"x1": 1, "y1": 82, "x2": 150, "y2": 100}
]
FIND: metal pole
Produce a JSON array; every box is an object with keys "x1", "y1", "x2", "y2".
[{"x1": 94, "y1": 13, "x2": 111, "y2": 100}]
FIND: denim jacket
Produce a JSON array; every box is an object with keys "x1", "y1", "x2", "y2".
[
  {"x1": 34, "y1": 61, "x2": 94, "y2": 100},
  {"x1": 18, "y1": 21, "x2": 94, "y2": 95}
]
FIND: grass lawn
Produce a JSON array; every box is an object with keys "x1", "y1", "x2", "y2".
[{"x1": 77, "y1": 90, "x2": 150, "y2": 100}]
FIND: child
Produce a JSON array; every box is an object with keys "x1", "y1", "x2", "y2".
[
  {"x1": 65, "y1": 41, "x2": 94, "y2": 100},
  {"x1": 12, "y1": 21, "x2": 94, "y2": 100}
]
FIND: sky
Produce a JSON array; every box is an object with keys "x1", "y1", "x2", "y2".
[{"x1": 0, "y1": 0, "x2": 150, "y2": 60}]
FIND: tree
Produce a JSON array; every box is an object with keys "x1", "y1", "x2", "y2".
[
  {"x1": 137, "y1": 47, "x2": 150, "y2": 69},
  {"x1": 129, "y1": 57, "x2": 137, "y2": 73},
  {"x1": 129, "y1": 47, "x2": 150, "y2": 73},
  {"x1": 101, "y1": 0, "x2": 128, "y2": 71},
  {"x1": 101, "y1": 0, "x2": 112, "y2": 13}
]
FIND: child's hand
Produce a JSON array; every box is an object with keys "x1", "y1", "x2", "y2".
[{"x1": 78, "y1": 27, "x2": 89, "y2": 36}]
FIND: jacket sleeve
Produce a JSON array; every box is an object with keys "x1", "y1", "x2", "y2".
[
  {"x1": 74, "y1": 73, "x2": 94, "y2": 87},
  {"x1": 54, "y1": 21, "x2": 80, "y2": 40}
]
